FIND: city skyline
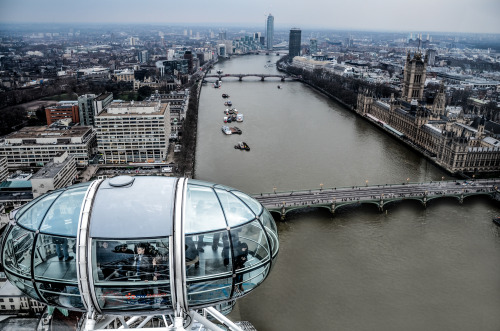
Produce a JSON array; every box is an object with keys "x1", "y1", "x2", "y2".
[{"x1": 0, "y1": 0, "x2": 499, "y2": 34}]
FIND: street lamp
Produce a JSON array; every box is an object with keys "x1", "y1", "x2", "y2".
[
  {"x1": 320, "y1": 183, "x2": 323, "y2": 191},
  {"x1": 273, "y1": 186, "x2": 277, "y2": 194},
  {"x1": 406, "y1": 178, "x2": 410, "y2": 184},
  {"x1": 365, "y1": 180, "x2": 369, "y2": 186}
]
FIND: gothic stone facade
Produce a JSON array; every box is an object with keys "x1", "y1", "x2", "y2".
[{"x1": 356, "y1": 93, "x2": 500, "y2": 174}]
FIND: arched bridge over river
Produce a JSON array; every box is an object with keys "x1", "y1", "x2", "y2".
[
  {"x1": 204, "y1": 74, "x2": 292, "y2": 82},
  {"x1": 252, "y1": 179, "x2": 500, "y2": 220}
]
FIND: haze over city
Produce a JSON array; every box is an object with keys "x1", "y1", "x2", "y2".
[
  {"x1": 1, "y1": 0, "x2": 500, "y2": 34},
  {"x1": 1, "y1": 0, "x2": 500, "y2": 328}
]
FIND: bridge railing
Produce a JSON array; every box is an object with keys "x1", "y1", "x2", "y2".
[{"x1": 256, "y1": 179, "x2": 496, "y2": 196}]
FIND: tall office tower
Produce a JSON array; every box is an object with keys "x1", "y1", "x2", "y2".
[
  {"x1": 78, "y1": 93, "x2": 113, "y2": 126},
  {"x1": 310, "y1": 38, "x2": 317, "y2": 54},
  {"x1": 219, "y1": 31, "x2": 227, "y2": 41},
  {"x1": 129, "y1": 37, "x2": 137, "y2": 46},
  {"x1": 78, "y1": 94, "x2": 97, "y2": 126},
  {"x1": 266, "y1": 14, "x2": 274, "y2": 50},
  {"x1": 402, "y1": 52, "x2": 428, "y2": 102},
  {"x1": 289, "y1": 28, "x2": 302, "y2": 59},
  {"x1": 138, "y1": 50, "x2": 149, "y2": 63},
  {"x1": 426, "y1": 49, "x2": 437, "y2": 66}
]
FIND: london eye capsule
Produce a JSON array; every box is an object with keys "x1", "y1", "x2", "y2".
[{"x1": 1, "y1": 176, "x2": 279, "y2": 319}]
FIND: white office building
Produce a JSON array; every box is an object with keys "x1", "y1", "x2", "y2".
[
  {"x1": 0, "y1": 126, "x2": 97, "y2": 169},
  {"x1": 31, "y1": 152, "x2": 78, "y2": 198},
  {"x1": 95, "y1": 101, "x2": 170, "y2": 164}
]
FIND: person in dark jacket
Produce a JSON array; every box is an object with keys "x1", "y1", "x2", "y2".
[
  {"x1": 135, "y1": 243, "x2": 153, "y2": 281},
  {"x1": 234, "y1": 241, "x2": 249, "y2": 292}
]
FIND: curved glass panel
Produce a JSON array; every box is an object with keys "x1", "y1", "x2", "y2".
[
  {"x1": 235, "y1": 264, "x2": 270, "y2": 295},
  {"x1": 37, "y1": 282, "x2": 84, "y2": 310},
  {"x1": 187, "y1": 179, "x2": 215, "y2": 187},
  {"x1": 92, "y1": 238, "x2": 172, "y2": 312},
  {"x1": 185, "y1": 185, "x2": 226, "y2": 234},
  {"x1": 39, "y1": 186, "x2": 89, "y2": 236},
  {"x1": 232, "y1": 220, "x2": 270, "y2": 269},
  {"x1": 34, "y1": 234, "x2": 77, "y2": 281},
  {"x1": 232, "y1": 191, "x2": 263, "y2": 216},
  {"x1": 214, "y1": 184, "x2": 237, "y2": 191},
  {"x1": 95, "y1": 284, "x2": 172, "y2": 312},
  {"x1": 92, "y1": 239, "x2": 169, "y2": 283},
  {"x1": 3, "y1": 226, "x2": 34, "y2": 277},
  {"x1": 5, "y1": 273, "x2": 40, "y2": 301},
  {"x1": 14, "y1": 195, "x2": 45, "y2": 223},
  {"x1": 215, "y1": 189, "x2": 255, "y2": 227},
  {"x1": 261, "y1": 209, "x2": 279, "y2": 257},
  {"x1": 17, "y1": 191, "x2": 63, "y2": 230},
  {"x1": 185, "y1": 232, "x2": 232, "y2": 280},
  {"x1": 187, "y1": 277, "x2": 232, "y2": 306}
]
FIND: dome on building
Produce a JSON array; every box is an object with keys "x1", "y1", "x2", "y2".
[{"x1": 1, "y1": 177, "x2": 279, "y2": 315}]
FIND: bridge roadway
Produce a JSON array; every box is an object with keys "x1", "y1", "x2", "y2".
[
  {"x1": 204, "y1": 74, "x2": 291, "y2": 81},
  {"x1": 252, "y1": 179, "x2": 500, "y2": 220}
]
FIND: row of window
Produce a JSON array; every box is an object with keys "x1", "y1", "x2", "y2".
[{"x1": 0, "y1": 305, "x2": 16, "y2": 310}]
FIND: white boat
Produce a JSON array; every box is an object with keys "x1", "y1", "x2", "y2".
[
  {"x1": 221, "y1": 126, "x2": 232, "y2": 135},
  {"x1": 236, "y1": 114, "x2": 244, "y2": 122}
]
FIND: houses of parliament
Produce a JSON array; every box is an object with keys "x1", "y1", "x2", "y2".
[{"x1": 356, "y1": 52, "x2": 500, "y2": 175}]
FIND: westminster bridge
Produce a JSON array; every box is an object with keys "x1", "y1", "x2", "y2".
[
  {"x1": 204, "y1": 73, "x2": 292, "y2": 82},
  {"x1": 252, "y1": 178, "x2": 500, "y2": 220}
]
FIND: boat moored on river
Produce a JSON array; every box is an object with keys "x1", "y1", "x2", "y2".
[
  {"x1": 224, "y1": 108, "x2": 238, "y2": 115},
  {"x1": 230, "y1": 126, "x2": 242, "y2": 134},
  {"x1": 221, "y1": 125, "x2": 232, "y2": 135},
  {"x1": 222, "y1": 93, "x2": 229, "y2": 98},
  {"x1": 234, "y1": 141, "x2": 250, "y2": 151},
  {"x1": 224, "y1": 100, "x2": 232, "y2": 107},
  {"x1": 236, "y1": 113, "x2": 244, "y2": 122}
]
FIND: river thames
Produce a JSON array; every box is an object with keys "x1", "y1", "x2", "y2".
[{"x1": 195, "y1": 55, "x2": 500, "y2": 331}]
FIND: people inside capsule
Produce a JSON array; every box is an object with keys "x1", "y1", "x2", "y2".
[
  {"x1": 96, "y1": 241, "x2": 115, "y2": 279},
  {"x1": 48, "y1": 208, "x2": 75, "y2": 262},
  {"x1": 185, "y1": 237, "x2": 199, "y2": 268},
  {"x1": 234, "y1": 241, "x2": 249, "y2": 292},
  {"x1": 134, "y1": 243, "x2": 153, "y2": 281},
  {"x1": 95, "y1": 241, "x2": 173, "y2": 282},
  {"x1": 2, "y1": 178, "x2": 278, "y2": 313}
]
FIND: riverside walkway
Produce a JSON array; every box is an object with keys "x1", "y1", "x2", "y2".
[{"x1": 252, "y1": 179, "x2": 500, "y2": 220}]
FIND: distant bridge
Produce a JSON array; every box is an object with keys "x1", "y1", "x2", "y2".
[
  {"x1": 204, "y1": 74, "x2": 293, "y2": 82},
  {"x1": 252, "y1": 179, "x2": 500, "y2": 220}
]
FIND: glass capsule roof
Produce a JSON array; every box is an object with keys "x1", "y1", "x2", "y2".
[
  {"x1": 2, "y1": 176, "x2": 277, "y2": 315},
  {"x1": 90, "y1": 176, "x2": 177, "y2": 238}
]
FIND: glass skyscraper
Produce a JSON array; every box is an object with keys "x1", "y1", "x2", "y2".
[
  {"x1": 266, "y1": 14, "x2": 274, "y2": 50},
  {"x1": 289, "y1": 28, "x2": 302, "y2": 59}
]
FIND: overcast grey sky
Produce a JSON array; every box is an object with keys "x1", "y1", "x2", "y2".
[{"x1": 1, "y1": 0, "x2": 499, "y2": 33}]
